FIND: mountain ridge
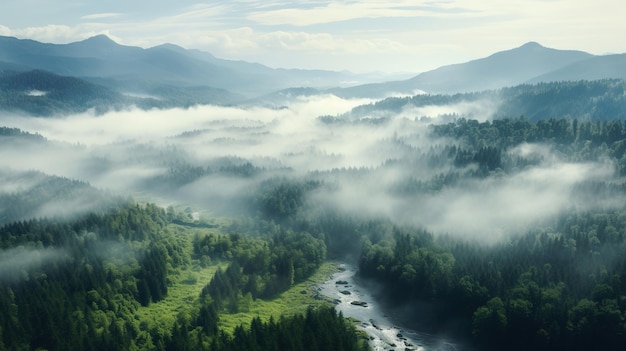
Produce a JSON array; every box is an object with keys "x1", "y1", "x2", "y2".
[
  {"x1": 2, "y1": 35, "x2": 626, "y2": 102},
  {"x1": 0, "y1": 35, "x2": 367, "y2": 96},
  {"x1": 331, "y1": 41, "x2": 597, "y2": 98}
]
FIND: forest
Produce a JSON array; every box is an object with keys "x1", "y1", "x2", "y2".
[
  {"x1": 354, "y1": 117, "x2": 626, "y2": 350},
  {"x1": 345, "y1": 79, "x2": 626, "y2": 122},
  {"x1": 3, "y1": 78, "x2": 626, "y2": 350},
  {"x1": 0, "y1": 202, "x2": 364, "y2": 350},
  {"x1": 0, "y1": 70, "x2": 240, "y2": 116}
]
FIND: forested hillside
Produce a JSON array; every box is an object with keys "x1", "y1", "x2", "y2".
[
  {"x1": 195, "y1": 115, "x2": 626, "y2": 350},
  {"x1": 0, "y1": 70, "x2": 131, "y2": 116},
  {"x1": 0, "y1": 70, "x2": 244, "y2": 116},
  {"x1": 0, "y1": 202, "x2": 365, "y2": 350},
  {"x1": 351, "y1": 117, "x2": 626, "y2": 351},
  {"x1": 343, "y1": 79, "x2": 626, "y2": 122},
  {"x1": 4, "y1": 78, "x2": 626, "y2": 350}
]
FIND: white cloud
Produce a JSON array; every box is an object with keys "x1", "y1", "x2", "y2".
[
  {"x1": 81, "y1": 13, "x2": 123, "y2": 20},
  {"x1": 246, "y1": 1, "x2": 469, "y2": 27},
  {"x1": 0, "y1": 23, "x2": 121, "y2": 44},
  {"x1": 2, "y1": 0, "x2": 626, "y2": 73}
]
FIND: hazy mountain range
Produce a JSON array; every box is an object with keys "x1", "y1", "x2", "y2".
[
  {"x1": 0, "y1": 35, "x2": 379, "y2": 97},
  {"x1": 1, "y1": 35, "x2": 626, "y2": 114},
  {"x1": 333, "y1": 42, "x2": 599, "y2": 98}
]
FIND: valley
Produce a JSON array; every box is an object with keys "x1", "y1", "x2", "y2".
[{"x1": 2, "y1": 32, "x2": 626, "y2": 351}]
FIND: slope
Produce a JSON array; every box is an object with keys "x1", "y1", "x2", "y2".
[
  {"x1": 527, "y1": 53, "x2": 626, "y2": 83},
  {"x1": 333, "y1": 42, "x2": 594, "y2": 97},
  {"x1": 0, "y1": 35, "x2": 366, "y2": 97}
]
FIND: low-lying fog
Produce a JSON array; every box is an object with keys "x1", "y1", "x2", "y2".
[{"x1": 1, "y1": 94, "x2": 621, "y2": 242}]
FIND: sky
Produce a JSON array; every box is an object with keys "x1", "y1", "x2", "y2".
[{"x1": 1, "y1": 0, "x2": 625, "y2": 73}]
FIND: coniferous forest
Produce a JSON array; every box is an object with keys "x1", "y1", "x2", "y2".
[{"x1": 3, "y1": 78, "x2": 626, "y2": 351}]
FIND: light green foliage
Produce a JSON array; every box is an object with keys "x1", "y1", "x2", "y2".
[{"x1": 218, "y1": 261, "x2": 337, "y2": 333}]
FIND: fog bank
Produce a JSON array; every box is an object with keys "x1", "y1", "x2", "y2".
[{"x1": 2, "y1": 94, "x2": 623, "y2": 242}]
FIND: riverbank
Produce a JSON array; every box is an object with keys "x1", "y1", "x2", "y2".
[{"x1": 318, "y1": 263, "x2": 460, "y2": 351}]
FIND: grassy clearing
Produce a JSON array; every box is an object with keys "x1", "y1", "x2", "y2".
[
  {"x1": 135, "y1": 220, "x2": 341, "y2": 336},
  {"x1": 219, "y1": 261, "x2": 340, "y2": 333},
  {"x1": 135, "y1": 262, "x2": 227, "y2": 329},
  {"x1": 135, "y1": 223, "x2": 228, "y2": 330}
]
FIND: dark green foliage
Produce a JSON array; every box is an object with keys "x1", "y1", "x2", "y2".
[
  {"x1": 256, "y1": 178, "x2": 321, "y2": 221},
  {"x1": 353, "y1": 117, "x2": 626, "y2": 351},
  {"x1": 137, "y1": 243, "x2": 169, "y2": 305},
  {"x1": 428, "y1": 116, "x2": 626, "y2": 176},
  {"x1": 198, "y1": 227, "x2": 326, "y2": 309},
  {"x1": 0, "y1": 203, "x2": 174, "y2": 350},
  {"x1": 209, "y1": 306, "x2": 365, "y2": 351},
  {"x1": 0, "y1": 178, "x2": 354, "y2": 351},
  {"x1": 358, "y1": 211, "x2": 626, "y2": 351}
]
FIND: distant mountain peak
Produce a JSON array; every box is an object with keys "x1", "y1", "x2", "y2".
[
  {"x1": 153, "y1": 43, "x2": 185, "y2": 51},
  {"x1": 519, "y1": 41, "x2": 544, "y2": 49},
  {"x1": 79, "y1": 34, "x2": 118, "y2": 46}
]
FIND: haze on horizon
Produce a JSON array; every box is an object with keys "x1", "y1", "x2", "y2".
[{"x1": 1, "y1": 0, "x2": 625, "y2": 74}]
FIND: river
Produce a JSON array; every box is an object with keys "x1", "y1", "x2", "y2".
[{"x1": 317, "y1": 263, "x2": 460, "y2": 351}]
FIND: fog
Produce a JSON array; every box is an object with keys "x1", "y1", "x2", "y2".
[
  {"x1": 1, "y1": 94, "x2": 623, "y2": 242},
  {"x1": 0, "y1": 246, "x2": 68, "y2": 282}
]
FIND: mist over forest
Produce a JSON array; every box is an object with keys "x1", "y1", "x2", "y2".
[
  {"x1": 2, "y1": 89, "x2": 624, "y2": 241},
  {"x1": 3, "y1": 36, "x2": 626, "y2": 351}
]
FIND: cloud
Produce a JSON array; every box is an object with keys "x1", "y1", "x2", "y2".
[
  {"x1": 2, "y1": 0, "x2": 626, "y2": 74},
  {"x1": 0, "y1": 95, "x2": 375, "y2": 194},
  {"x1": 0, "y1": 247, "x2": 68, "y2": 281},
  {"x1": 0, "y1": 23, "x2": 122, "y2": 44},
  {"x1": 311, "y1": 148, "x2": 618, "y2": 243},
  {"x1": 81, "y1": 13, "x2": 123, "y2": 20},
  {"x1": 409, "y1": 161, "x2": 616, "y2": 242},
  {"x1": 2, "y1": 93, "x2": 623, "y2": 243},
  {"x1": 0, "y1": 169, "x2": 45, "y2": 193},
  {"x1": 168, "y1": 3, "x2": 230, "y2": 22},
  {"x1": 245, "y1": 1, "x2": 471, "y2": 27}
]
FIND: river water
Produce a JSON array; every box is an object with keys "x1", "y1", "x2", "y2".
[{"x1": 318, "y1": 264, "x2": 460, "y2": 351}]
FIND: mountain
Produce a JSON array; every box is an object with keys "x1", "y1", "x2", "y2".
[
  {"x1": 333, "y1": 42, "x2": 595, "y2": 97},
  {"x1": 0, "y1": 35, "x2": 368, "y2": 97},
  {"x1": 527, "y1": 53, "x2": 626, "y2": 83},
  {"x1": 3, "y1": 35, "x2": 626, "y2": 107},
  {"x1": 0, "y1": 70, "x2": 246, "y2": 116},
  {"x1": 0, "y1": 70, "x2": 130, "y2": 116}
]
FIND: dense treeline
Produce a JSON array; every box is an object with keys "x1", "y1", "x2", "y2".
[
  {"x1": 0, "y1": 203, "x2": 176, "y2": 350},
  {"x1": 430, "y1": 117, "x2": 626, "y2": 175},
  {"x1": 0, "y1": 127, "x2": 46, "y2": 141},
  {"x1": 351, "y1": 117, "x2": 626, "y2": 351},
  {"x1": 0, "y1": 199, "x2": 363, "y2": 350},
  {"x1": 344, "y1": 79, "x2": 626, "y2": 122},
  {"x1": 164, "y1": 305, "x2": 366, "y2": 351},
  {"x1": 210, "y1": 306, "x2": 366, "y2": 351},
  {"x1": 358, "y1": 211, "x2": 626, "y2": 350}
]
